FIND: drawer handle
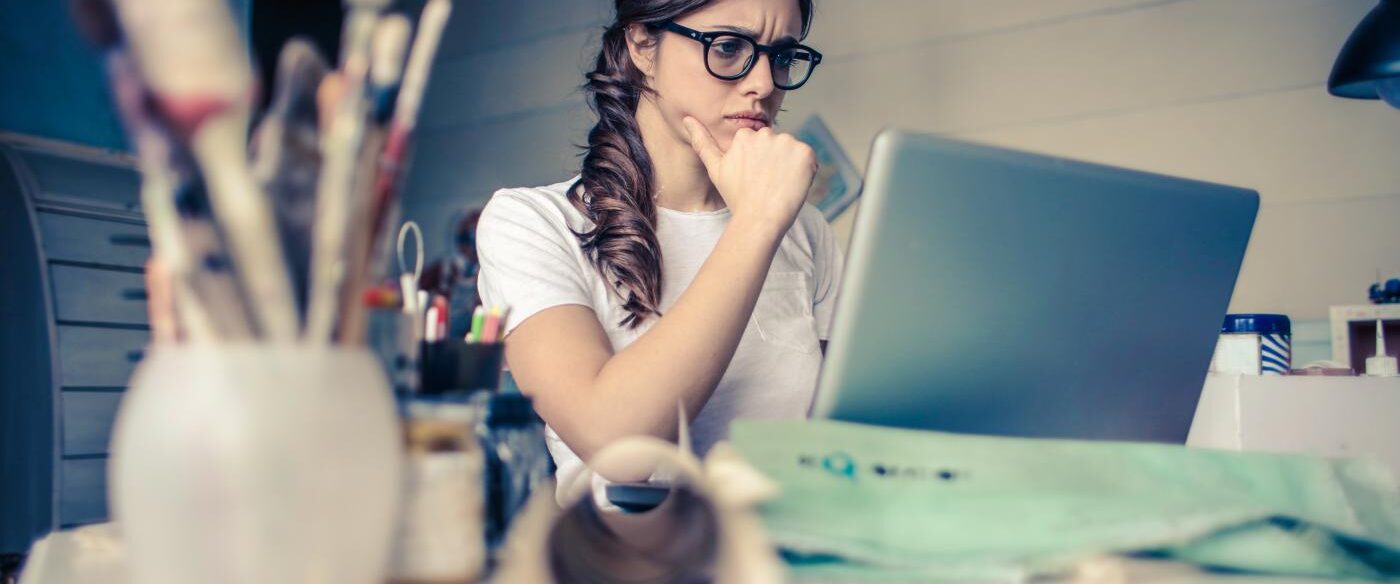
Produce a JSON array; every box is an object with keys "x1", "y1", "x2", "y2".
[
  {"x1": 127, "y1": 350, "x2": 144, "y2": 363},
  {"x1": 120, "y1": 288, "x2": 148, "y2": 301},
  {"x1": 108, "y1": 234, "x2": 151, "y2": 248}
]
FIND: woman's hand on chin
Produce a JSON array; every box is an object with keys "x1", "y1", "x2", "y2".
[{"x1": 684, "y1": 115, "x2": 816, "y2": 234}]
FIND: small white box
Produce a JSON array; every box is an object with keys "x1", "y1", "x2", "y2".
[{"x1": 1188, "y1": 373, "x2": 1400, "y2": 477}]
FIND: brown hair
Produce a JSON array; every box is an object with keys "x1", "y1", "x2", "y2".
[{"x1": 568, "y1": 0, "x2": 815, "y2": 328}]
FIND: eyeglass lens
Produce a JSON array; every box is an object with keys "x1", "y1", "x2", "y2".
[{"x1": 704, "y1": 35, "x2": 815, "y2": 88}]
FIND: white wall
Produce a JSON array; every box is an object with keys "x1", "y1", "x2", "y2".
[
  {"x1": 402, "y1": 0, "x2": 611, "y2": 257},
  {"x1": 402, "y1": 0, "x2": 1400, "y2": 359}
]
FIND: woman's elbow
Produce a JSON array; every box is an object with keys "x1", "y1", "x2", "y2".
[{"x1": 544, "y1": 403, "x2": 677, "y2": 466}]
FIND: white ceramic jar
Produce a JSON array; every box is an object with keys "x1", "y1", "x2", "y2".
[{"x1": 109, "y1": 345, "x2": 403, "y2": 584}]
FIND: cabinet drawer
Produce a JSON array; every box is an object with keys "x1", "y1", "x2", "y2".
[
  {"x1": 37, "y1": 212, "x2": 150, "y2": 268},
  {"x1": 62, "y1": 391, "x2": 124, "y2": 456},
  {"x1": 50, "y1": 265, "x2": 149, "y2": 325},
  {"x1": 59, "y1": 458, "x2": 108, "y2": 526},
  {"x1": 56, "y1": 326, "x2": 149, "y2": 387},
  {"x1": 16, "y1": 149, "x2": 141, "y2": 212}
]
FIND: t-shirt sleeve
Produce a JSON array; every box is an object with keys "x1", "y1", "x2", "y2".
[
  {"x1": 810, "y1": 208, "x2": 845, "y2": 340},
  {"x1": 475, "y1": 190, "x2": 595, "y2": 336}
]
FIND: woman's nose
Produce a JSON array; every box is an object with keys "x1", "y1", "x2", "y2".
[{"x1": 738, "y1": 55, "x2": 777, "y2": 98}]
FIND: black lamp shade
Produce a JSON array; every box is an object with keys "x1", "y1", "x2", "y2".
[{"x1": 1329, "y1": 0, "x2": 1400, "y2": 99}]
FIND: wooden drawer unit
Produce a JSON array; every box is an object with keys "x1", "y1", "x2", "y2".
[
  {"x1": 36, "y1": 211, "x2": 150, "y2": 269},
  {"x1": 61, "y1": 392, "x2": 123, "y2": 457},
  {"x1": 58, "y1": 458, "x2": 108, "y2": 527},
  {"x1": 49, "y1": 265, "x2": 149, "y2": 326},
  {"x1": 3, "y1": 135, "x2": 153, "y2": 547},
  {"x1": 55, "y1": 326, "x2": 148, "y2": 388},
  {"x1": 16, "y1": 148, "x2": 141, "y2": 213}
]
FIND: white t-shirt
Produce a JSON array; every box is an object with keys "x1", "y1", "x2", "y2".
[{"x1": 475, "y1": 174, "x2": 844, "y2": 499}]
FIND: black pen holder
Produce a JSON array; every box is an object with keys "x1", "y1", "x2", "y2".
[{"x1": 418, "y1": 340, "x2": 504, "y2": 395}]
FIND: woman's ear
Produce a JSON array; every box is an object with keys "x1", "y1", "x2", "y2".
[{"x1": 623, "y1": 23, "x2": 658, "y2": 79}]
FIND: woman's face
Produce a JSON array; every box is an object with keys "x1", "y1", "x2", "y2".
[{"x1": 631, "y1": 0, "x2": 805, "y2": 152}]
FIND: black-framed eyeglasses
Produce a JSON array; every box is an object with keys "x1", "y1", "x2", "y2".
[{"x1": 659, "y1": 21, "x2": 822, "y2": 90}]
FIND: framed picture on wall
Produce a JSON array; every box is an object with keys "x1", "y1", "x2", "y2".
[{"x1": 791, "y1": 114, "x2": 862, "y2": 220}]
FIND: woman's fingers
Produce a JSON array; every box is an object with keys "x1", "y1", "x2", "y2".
[
  {"x1": 683, "y1": 116, "x2": 723, "y2": 171},
  {"x1": 679, "y1": 115, "x2": 815, "y2": 230}
]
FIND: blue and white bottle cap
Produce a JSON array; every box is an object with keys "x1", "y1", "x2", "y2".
[{"x1": 1221, "y1": 314, "x2": 1291, "y2": 335}]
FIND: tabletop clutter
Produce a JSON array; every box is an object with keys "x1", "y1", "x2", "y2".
[
  {"x1": 1210, "y1": 312, "x2": 1397, "y2": 378},
  {"x1": 55, "y1": 0, "x2": 1400, "y2": 582},
  {"x1": 71, "y1": 0, "x2": 557, "y2": 581}
]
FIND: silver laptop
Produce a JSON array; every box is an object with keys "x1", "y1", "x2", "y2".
[{"x1": 809, "y1": 130, "x2": 1258, "y2": 443}]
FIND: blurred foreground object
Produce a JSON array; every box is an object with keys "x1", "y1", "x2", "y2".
[{"x1": 732, "y1": 418, "x2": 1400, "y2": 581}]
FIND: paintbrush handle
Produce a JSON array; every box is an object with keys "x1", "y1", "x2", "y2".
[{"x1": 191, "y1": 120, "x2": 300, "y2": 340}]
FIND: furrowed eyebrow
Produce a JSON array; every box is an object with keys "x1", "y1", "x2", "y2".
[{"x1": 709, "y1": 24, "x2": 798, "y2": 45}]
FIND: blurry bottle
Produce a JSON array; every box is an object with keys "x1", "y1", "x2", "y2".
[
  {"x1": 479, "y1": 391, "x2": 554, "y2": 552},
  {"x1": 389, "y1": 402, "x2": 488, "y2": 584},
  {"x1": 1210, "y1": 314, "x2": 1291, "y2": 376}
]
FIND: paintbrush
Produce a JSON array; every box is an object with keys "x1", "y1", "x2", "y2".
[
  {"x1": 360, "y1": 0, "x2": 453, "y2": 311},
  {"x1": 304, "y1": 0, "x2": 394, "y2": 343},
  {"x1": 249, "y1": 38, "x2": 331, "y2": 324},
  {"x1": 370, "y1": 0, "x2": 453, "y2": 236},
  {"x1": 111, "y1": 0, "x2": 299, "y2": 341},
  {"x1": 72, "y1": 0, "x2": 251, "y2": 341},
  {"x1": 336, "y1": 14, "x2": 412, "y2": 344}
]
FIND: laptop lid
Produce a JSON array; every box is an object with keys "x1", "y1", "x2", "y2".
[{"x1": 810, "y1": 129, "x2": 1258, "y2": 443}]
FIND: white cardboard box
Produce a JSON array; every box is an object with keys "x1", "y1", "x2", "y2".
[{"x1": 1188, "y1": 373, "x2": 1400, "y2": 477}]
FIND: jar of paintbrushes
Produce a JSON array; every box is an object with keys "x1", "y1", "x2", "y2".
[{"x1": 76, "y1": 0, "x2": 457, "y2": 582}]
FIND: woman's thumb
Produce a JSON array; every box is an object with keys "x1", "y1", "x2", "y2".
[{"x1": 683, "y1": 116, "x2": 721, "y2": 169}]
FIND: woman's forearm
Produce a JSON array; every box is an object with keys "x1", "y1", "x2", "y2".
[
  {"x1": 572, "y1": 215, "x2": 788, "y2": 458},
  {"x1": 519, "y1": 123, "x2": 818, "y2": 463}
]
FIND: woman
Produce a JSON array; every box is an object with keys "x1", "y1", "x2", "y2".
[{"x1": 476, "y1": 0, "x2": 839, "y2": 499}]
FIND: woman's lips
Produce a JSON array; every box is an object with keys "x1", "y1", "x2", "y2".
[{"x1": 726, "y1": 117, "x2": 769, "y2": 130}]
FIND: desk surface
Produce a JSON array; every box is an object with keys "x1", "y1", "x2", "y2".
[{"x1": 19, "y1": 524, "x2": 1352, "y2": 584}]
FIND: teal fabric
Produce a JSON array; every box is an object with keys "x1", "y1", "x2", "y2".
[{"x1": 728, "y1": 420, "x2": 1400, "y2": 582}]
